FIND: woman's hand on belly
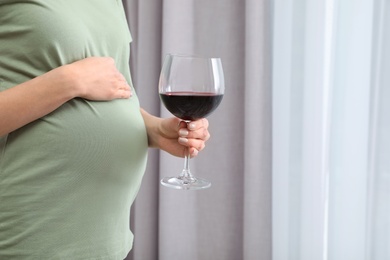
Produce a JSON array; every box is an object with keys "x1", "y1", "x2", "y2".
[
  {"x1": 67, "y1": 57, "x2": 132, "y2": 101},
  {"x1": 0, "y1": 57, "x2": 131, "y2": 136}
]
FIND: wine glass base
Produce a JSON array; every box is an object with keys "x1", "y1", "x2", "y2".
[{"x1": 160, "y1": 176, "x2": 211, "y2": 190}]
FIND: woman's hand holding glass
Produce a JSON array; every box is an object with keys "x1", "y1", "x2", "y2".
[
  {"x1": 140, "y1": 110, "x2": 210, "y2": 158},
  {"x1": 158, "y1": 54, "x2": 225, "y2": 190},
  {"x1": 161, "y1": 117, "x2": 209, "y2": 158}
]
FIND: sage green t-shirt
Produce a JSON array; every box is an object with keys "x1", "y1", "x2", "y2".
[{"x1": 0, "y1": 1, "x2": 148, "y2": 259}]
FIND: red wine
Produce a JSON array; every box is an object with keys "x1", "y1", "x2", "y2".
[{"x1": 160, "y1": 92, "x2": 223, "y2": 121}]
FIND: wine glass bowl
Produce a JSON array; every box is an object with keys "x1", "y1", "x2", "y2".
[{"x1": 159, "y1": 54, "x2": 225, "y2": 190}]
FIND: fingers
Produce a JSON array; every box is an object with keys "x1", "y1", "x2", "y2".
[
  {"x1": 118, "y1": 88, "x2": 132, "y2": 99},
  {"x1": 157, "y1": 117, "x2": 210, "y2": 158},
  {"x1": 177, "y1": 118, "x2": 210, "y2": 157},
  {"x1": 117, "y1": 82, "x2": 132, "y2": 99},
  {"x1": 109, "y1": 81, "x2": 131, "y2": 99},
  {"x1": 108, "y1": 58, "x2": 133, "y2": 99},
  {"x1": 114, "y1": 71, "x2": 132, "y2": 99},
  {"x1": 179, "y1": 128, "x2": 210, "y2": 142},
  {"x1": 177, "y1": 137, "x2": 200, "y2": 158},
  {"x1": 178, "y1": 137, "x2": 206, "y2": 151},
  {"x1": 179, "y1": 118, "x2": 210, "y2": 140},
  {"x1": 189, "y1": 147, "x2": 199, "y2": 158},
  {"x1": 187, "y1": 118, "x2": 209, "y2": 131}
]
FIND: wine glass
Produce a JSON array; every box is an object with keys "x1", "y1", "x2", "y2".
[{"x1": 159, "y1": 53, "x2": 225, "y2": 190}]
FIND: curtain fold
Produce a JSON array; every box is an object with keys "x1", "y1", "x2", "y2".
[
  {"x1": 327, "y1": 0, "x2": 373, "y2": 258},
  {"x1": 124, "y1": 0, "x2": 272, "y2": 259},
  {"x1": 273, "y1": 1, "x2": 332, "y2": 258},
  {"x1": 273, "y1": 0, "x2": 390, "y2": 259},
  {"x1": 366, "y1": 1, "x2": 390, "y2": 259},
  {"x1": 243, "y1": 0, "x2": 272, "y2": 259}
]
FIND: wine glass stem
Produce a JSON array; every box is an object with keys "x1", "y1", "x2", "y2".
[{"x1": 180, "y1": 148, "x2": 194, "y2": 181}]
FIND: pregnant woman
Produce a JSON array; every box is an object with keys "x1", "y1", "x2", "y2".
[{"x1": 0, "y1": 1, "x2": 210, "y2": 259}]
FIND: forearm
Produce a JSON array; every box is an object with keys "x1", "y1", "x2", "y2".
[
  {"x1": 0, "y1": 65, "x2": 78, "y2": 136},
  {"x1": 140, "y1": 108, "x2": 163, "y2": 148}
]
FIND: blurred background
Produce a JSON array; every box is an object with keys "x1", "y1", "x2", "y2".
[{"x1": 123, "y1": 0, "x2": 390, "y2": 259}]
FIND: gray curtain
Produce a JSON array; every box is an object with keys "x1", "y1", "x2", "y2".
[{"x1": 123, "y1": 1, "x2": 272, "y2": 259}]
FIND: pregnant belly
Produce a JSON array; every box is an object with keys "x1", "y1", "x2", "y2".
[
  {"x1": 0, "y1": 97, "x2": 148, "y2": 186},
  {"x1": 0, "y1": 97, "x2": 148, "y2": 255}
]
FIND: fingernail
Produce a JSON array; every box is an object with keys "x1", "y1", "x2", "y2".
[
  {"x1": 188, "y1": 123, "x2": 196, "y2": 130},
  {"x1": 191, "y1": 149, "x2": 198, "y2": 157},
  {"x1": 179, "y1": 137, "x2": 188, "y2": 144},
  {"x1": 179, "y1": 129, "x2": 189, "y2": 136}
]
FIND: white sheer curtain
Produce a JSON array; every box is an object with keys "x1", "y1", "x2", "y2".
[
  {"x1": 273, "y1": 0, "x2": 390, "y2": 259},
  {"x1": 123, "y1": 1, "x2": 272, "y2": 259}
]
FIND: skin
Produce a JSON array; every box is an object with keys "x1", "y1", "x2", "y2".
[
  {"x1": 0, "y1": 57, "x2": 210, "y2": 158},
  {"x1": 141, "y1": 109, "x2": 210, "y2": 157}
]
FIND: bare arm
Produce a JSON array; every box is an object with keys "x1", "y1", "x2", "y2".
[{"x1": 0, "y1": 57, "x2": 131, "y2": 136}]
